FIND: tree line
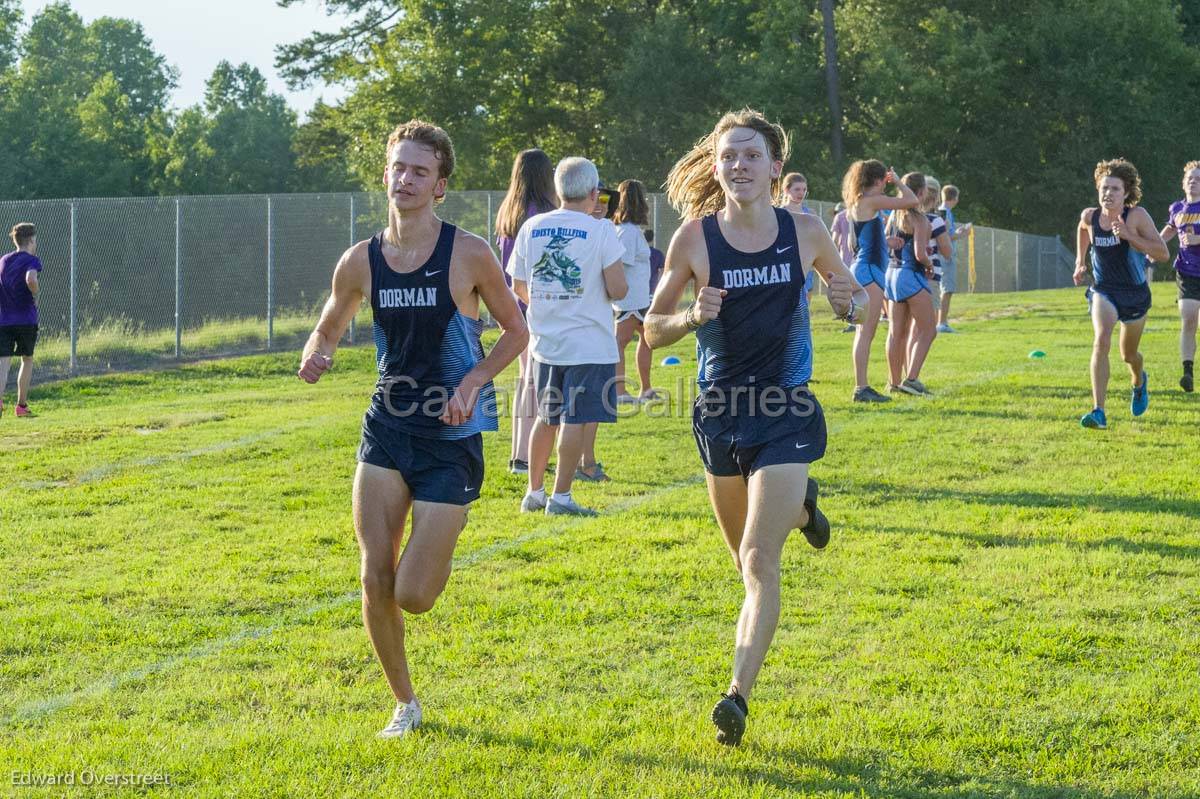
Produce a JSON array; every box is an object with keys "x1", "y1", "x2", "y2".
[
  {"x1": 278, "y1": 0, "x2": 1200, "y2": 239},
  {"x1": 0, "y1": 0, "x2": 354, "y2": 200},
  {"x1": 3, "y1": 1, "x2": 1199, "y2": 242}
]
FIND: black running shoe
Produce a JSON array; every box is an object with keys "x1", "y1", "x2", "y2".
[
  {"x1": 801, "y1": 477, "x2": 830, "y2": 549},
  {"x1": 1182, "y1": 371, "x2": 1194, "y2": 393},
  {"x1": 711, "y1": 690, "x2": 748, "y2": 746}
]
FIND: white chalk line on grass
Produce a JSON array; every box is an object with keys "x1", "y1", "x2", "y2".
[
  {"x1": 18, "y1": 413, "x2": 345, "y2": 490},
  {"x1": 5, "y1": 356, "x2": 1040, "y2": 725},
  {"x1": 3, "y1": 475, "x2": 705, "y2": 727}
]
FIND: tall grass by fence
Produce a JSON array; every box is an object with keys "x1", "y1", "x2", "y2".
[{"x1": 0, "y1": 191, "x2": 1073, "y2": 381}]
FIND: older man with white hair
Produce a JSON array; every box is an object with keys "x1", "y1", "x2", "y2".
[{"x1": 508, "y1": 157, "x2": 628, "y2": 516}]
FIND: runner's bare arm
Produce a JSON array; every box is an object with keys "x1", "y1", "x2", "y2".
[
  {"x1": 1074, "y1": 209, "x2": 1093, "y2": 284},
  {"x1": 298, "y1": 242, "x2": 369, "y2": 383},
  {"x1": 442, "y1": 235, "x2": 529, "y2": 425},
  {"x1": 645, "y1": 220, "x2": 720, "y2": 348},
  {"x1": 1119, "y1": 207, "x2": 1169, "y2": 263},
  {"x1": 797, "y1": 214, "x2": 866, "y2": 322}
]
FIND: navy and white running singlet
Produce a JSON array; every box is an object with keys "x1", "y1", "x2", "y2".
[
  {"x1": 692, "y1": 208, "x2": 827, "y2": 478},
  {"x1": 364, "y1": 223, "x2": 498, "y2": 439},
  {"x1": 697, "y1": 206, "x2": 812, "y2": 389},
  {"x1": 884, "y1": 224, "x2": 930, "y2": 302},
  {"x1": 1087, "y1": 208, "x2": 1151, "y2": 322},
  {"x1": 850, "y1": 214, "x2": 887, "y2": 290}
]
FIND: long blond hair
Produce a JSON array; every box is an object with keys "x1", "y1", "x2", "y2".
[
  {"x1": 841, "y1": 159, "x2": 887, "y2": 211},
  {"x1": 665, "y1": 109, "x2": 789, "y2": 220},
  {"x1": 888, "y1": 172, "x2": 926, "y2": 235}
]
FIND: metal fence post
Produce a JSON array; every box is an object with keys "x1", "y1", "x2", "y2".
[
  {"x1": 174, "y1": 198, "x2": 182, "y2": 358},
  {"x1": 349, "y1": 193, "x2": 356, "y2": 345},
  {"x1": 1015, "y1": 233, "x2": 1022, "y2": 292},
  {"x1": 486, "y1": 190, "x2": 493, "y2": 248},
  {"x1": 990, "y1": 229, "x2": 996, "y2": 293},
  {"x1": 266, "y1": 196, "x2": 274, "y2": 350},
  {"x1": 69, "y1": 201, "x2": 77, "y2": 374}
]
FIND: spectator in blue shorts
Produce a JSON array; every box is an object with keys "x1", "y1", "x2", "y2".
[
  {"x1": 0, "y1": 223, "x2": 43, "y2": 418},
  {"x1": 936, "y1": 184, "x2": 971, "y2": 333},
  {"x1": 842, "y1": 160, "x2": 920, "y2": 402},
  {"x1": 509, "y1": 157, "x2": 628, "y2": 514}
]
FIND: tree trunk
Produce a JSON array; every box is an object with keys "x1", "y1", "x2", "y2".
[{"x1": 821, "y1": 0, "x2": 844, "y2": 165}]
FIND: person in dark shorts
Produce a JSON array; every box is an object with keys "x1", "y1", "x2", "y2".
[
  {"x1": 1154, "y1": 160, "x2": 1200, "y2": 392},
  {"x1": 0, "y1": 223, "x2": 43, "y2": 418},
  {"x1": 611, "y1": 179, "x2": 658, "y2": 404},
  {"x1": 495, "y1": 148, "x2": 558, "y2": 472},
  {"x1": 1073, "y1": 159, "x2": 1169, "y2": 429},
  {"x1": 297, "y1": 120, "x2": 527, "y2": 738},
  {"x1": 508, "y1": 157, "x2": 628, "y2": 514},
  {"x1": 647, "y1": 109, "x2": 865, "y2": 746}
]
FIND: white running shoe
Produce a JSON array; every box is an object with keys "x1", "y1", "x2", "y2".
[
  {"x1": 379, "y1": 698, "x2": 422, "y2": 738},
  {"x1": 521, "y1": 491, "x2": 548, "y2": 512}
]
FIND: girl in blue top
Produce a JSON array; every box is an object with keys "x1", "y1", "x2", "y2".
[
  {"x1": 842, "y1": 159, "x2": 920, "y2": 403},
  {"x1": 882, "y1": 171, "x2": 936, "y2": 396}
]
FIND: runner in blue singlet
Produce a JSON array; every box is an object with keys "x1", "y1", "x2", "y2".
[
  {"x1": 1073, "y1": 158, "x2": 1168, "y2": 429},
  {"x1": 646, "y1": 110, "x2": 867, "y2": 747},
  {"x1": 297, "y1": 120, "x2": 527, "y2": 738}
]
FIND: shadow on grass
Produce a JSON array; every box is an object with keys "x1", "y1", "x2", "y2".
[
  {"x1": 426, "y1": 722, "x2": 1148, "y2": 798},
  {"x1": 849, "y1": 482, "x2": 1200, "y2": 524}
]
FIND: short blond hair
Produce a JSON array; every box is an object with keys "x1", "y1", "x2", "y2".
[{"x1": 386, "y1": 120, "x2": 455, "y2": 180}]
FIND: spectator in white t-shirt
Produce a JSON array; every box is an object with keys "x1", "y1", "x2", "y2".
[
  {"x1": 611, "y1": 179, "x2": 659, "y2": 404},
  {"x1": 508, "y1": 157, "x2": 627, "y2": 516}
]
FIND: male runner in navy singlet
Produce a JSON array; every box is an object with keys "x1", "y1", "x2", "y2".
[
  {"x1": 298, "y1": 121, "x2": 527, "y2": 737},
  {"x1": 647, "y1": 110, "x2": 866, "y2": 746}
]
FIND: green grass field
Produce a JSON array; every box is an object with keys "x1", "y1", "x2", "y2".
[{"x1": 2, "y1": 287, "x2": 1198, "y2": 798}]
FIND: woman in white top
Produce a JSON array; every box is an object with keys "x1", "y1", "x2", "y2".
[{"x1": 612, "y1": 179, "x2": 659, "y2": 402}]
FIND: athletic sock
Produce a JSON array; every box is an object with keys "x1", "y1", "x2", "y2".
[
  {"x1": 528, "y1": 487, "x2": 546, "y2": 501},
  {"x1": 1185, "y1": 360, "x2": 1194, "y2": 374},
  {"x1": 551, "y1": 491, "x2": 572, "y2": 505}
]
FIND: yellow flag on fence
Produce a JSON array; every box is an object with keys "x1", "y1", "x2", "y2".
[{"x1": 968, "y1": 226, "x2": 977, "y2": 293}]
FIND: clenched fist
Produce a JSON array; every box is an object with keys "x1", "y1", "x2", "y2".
[
  {"x1": 298, "y1": 351, "x2": 332, "y2": 383},
  {"x1": 825, "y1": 271, "x2": 854, "y2": 317},
  {"x1": 692, "y1": 286, "x2": 727, "y2": 326}
]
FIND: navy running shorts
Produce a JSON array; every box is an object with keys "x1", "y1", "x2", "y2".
[
  {"x1": 692, "y1": 386, "x2": 827, "y2": 480},
  {"x1": 1178, "y1": 273, "x2": 1200, "y2": 303},
  {"x1": 533, "y1": 361, "x2": 617, "y2": 425},
  {"x1": 1087, "y1": 283, "x2": 1151, "y2": 323},
  {"x1": 357, "y1": 412, "x2": 484, "y2": 505},
  {"x1": 0, "y1": 324, "x2": 37, "y2": 357}
]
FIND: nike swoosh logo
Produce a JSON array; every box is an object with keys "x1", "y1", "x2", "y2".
[
  {"x1": 776, "y1": 246, "x2": 793, "y2": 254},
  {"x1": 464, "y1": 486, "x2": 474, "y2": 492},
  {"x1": 426, "y1": 270, "x2": 442, "y2": 276},
  {"x1": 795, "y1": 443, "x2": 809, "y2": 449}
]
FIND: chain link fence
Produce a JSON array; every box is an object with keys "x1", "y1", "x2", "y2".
[{"x1": 0, "y1": 191, "x2": 1074, "y2": 382}]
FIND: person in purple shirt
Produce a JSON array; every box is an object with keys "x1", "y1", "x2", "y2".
[
  {"x1": 1156, "y1": 160, "x2": 1200, "y2": 392},
  {"x1": 644, "y1": 228, "x2": 664, "y2": 295},
  {"x1": 0, "y1": 223, "x2": 43, "y2": 418},
  {"x1": 495, "y1": 148, "x2": 557, "y2": 472}
]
